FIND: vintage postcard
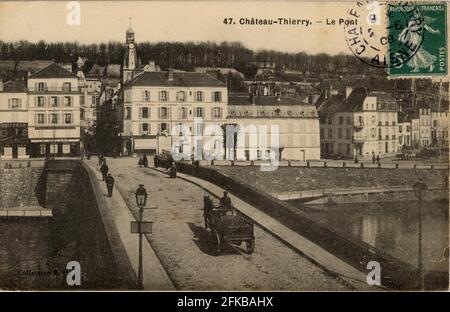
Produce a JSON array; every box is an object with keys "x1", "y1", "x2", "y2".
[{"x1": 0, "y1": 0, "x2": 449, "y2": 296}]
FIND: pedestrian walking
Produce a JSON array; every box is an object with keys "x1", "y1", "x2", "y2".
[
  {"x1": 169, "y1": 162, "x2": 177, "y2": 178},
  {"x1": 143, "y1": 154, "x2": 148, "y2": 168},
  {"x1": 354, "y1": 156, "x2": 358, "y2": 163},
  {"x1": 105, "y1": 173, "x2": 115, "y2": 197},
  {"x1": 203, "y1": 193, "x2": 213, "y2": 228},
  {"x1": 100, "y1": 161, "x2": 109, "y2": 181},
  {"x1": 372, "y1": 154, "x2": 376, "y2": 164},
  {"x1": 376, "y1": 155, "x2": 380, "y2": 165},
  {"x1": 138, "y1": 157, "x2": 143, "y2": 168}
]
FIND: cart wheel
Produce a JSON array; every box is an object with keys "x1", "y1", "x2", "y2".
[
  {"x1": 210, "y1": 231, "x2": 221, "y2": 256},
  {"x1": 246, "y1": 239, "x2": 255, "y2": 254}
]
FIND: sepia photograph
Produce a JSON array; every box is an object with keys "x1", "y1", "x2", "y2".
[{"x1": 0, "y1": 0, "x2": 448, "y2": 297}]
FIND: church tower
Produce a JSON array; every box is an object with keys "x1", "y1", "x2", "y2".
[{"x1": 122, "y1": 24, "x2": 138, "y2": 83}]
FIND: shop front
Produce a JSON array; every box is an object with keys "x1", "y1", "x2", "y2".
[
  {"x1": 0, "y1": 123, "x2": 30, "y2": 159},
  {"x1": 29, "y1": 139, "x2": 80, "y2": 158}
]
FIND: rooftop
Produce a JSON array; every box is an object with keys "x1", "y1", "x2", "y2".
[
  {"x1": 29, "y1": 63, "x2": 77, "y2": 79},
  {"x1": 126, "y1": 71, "x2": 226, "y2": 87},
  {"x1": 229, "y1": 94, "x2": 311, "y2": 106},
  {"x1": 0, "y1": 80, "x2": 27, "y2": 92}
]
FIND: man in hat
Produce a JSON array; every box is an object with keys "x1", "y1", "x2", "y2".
[
  {"x1": 220, "y1": 191, "x2": 232, "y2": 209},
  {"x1": 105, "y1": 173, "x2": 115, "y2": 197},
  {"x1": 100, "y1": 161, "x2": 109, "y2": 181}
]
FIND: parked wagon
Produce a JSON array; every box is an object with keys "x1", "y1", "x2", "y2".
[{"x1": 205, "y1": 205, "x2": 255, "y2": 256}]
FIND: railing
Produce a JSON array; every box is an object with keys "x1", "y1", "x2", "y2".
[
  {"x1": 352, "y1": 135, "x2": 365, "y2": 143},
  {"x1": 28, "y1": 87, "x2": 80, "y2": 93},
  {"x1": 353, "y1": 121, "x2": 364, "y2": 129}
]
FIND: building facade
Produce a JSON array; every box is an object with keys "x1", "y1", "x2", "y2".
[
  {"x1": 227, "y1": 95, "x2": 320, "y2": 161},
  {"x1": 27, "y1": 63, "x2": 81, "y2": 157},
  {"x1": 0, "y1": 80, "x2": 30, "y2": 159},
  {"x1": 121, "y1": 69, "x2": 228, "y2": 156},
  {"x1": 318, "y1": 87, "x2": 399, "y2": 160}
]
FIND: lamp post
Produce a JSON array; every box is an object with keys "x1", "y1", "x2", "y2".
[
  {"x1": 413, "y1": 178, "x2": 427, "y2": 290},
  {"x1": 135, "y1": 184, "x2": 148, "y2": 289}
]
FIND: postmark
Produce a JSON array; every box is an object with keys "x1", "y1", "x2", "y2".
[
  {"x1": 344, "y1": 1, "x2": 425, "y2": 69},
  {"x1": 388, "y1": 1, "x2": 448, "y2": 76}
]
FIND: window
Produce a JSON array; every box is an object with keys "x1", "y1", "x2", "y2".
[
  {"x1": 347, "y1": 116, "x2": 351, "y2": 125},
  {"x1": 196, "y1": 91, "x2": 203, "y2": 102},
  {"x1": 141, "y1": 123, "x2": 149, "y2": 133},
  {"x1": 195, "y1": 107, "x2": 204, "y2": 118},
  {"x1": 64, "y1": 114, "x2": 72, "y2": 124},
  {"x1": 213, "y1": 91, "x2": 222, "y2": 102},
  {"x1": 399, "y1": 125, "x2": 403, "y2": 133},
  {"x1": 212, "y1": 107, "x2": 222, "y2": 118},
  {"x1": 159, "y1": 107, "x2": 169, "y2": 119},
  {"x1": 346, "y1": 128, "x2": 351, "y2": 139},
  {"x1": 64, "y1": 96, "x2": 71, "y2": 107},
  {"x1": 328, "y1": 116, "x2": 333, "y2": 124},
  {"x1": 37, "y1": 82, "x2": 46, "y2": 92},
  {"x1": 37, "y1": 114, "x2": 45, "y2": 124},
  {"x1": 328, "y1": 129, "x2": 333, "y2": 139},
  {"x1": 141, "y1": 107, "x2": 149, "y2": 119},
  {"x1": 37, "y1": 96, "x2": 45, "y2": 107},
  {"x1": 92, "y1": 96, "x2": 97, "y2": 105},
  {"x1": 80, "y1": 95, "x2": 85, "y2": 105},
  {"x1": 338, "y1": 128, "x2": 342, "y2": 139},
  {"x1": 370, "y1": 128, "x2": 376, "y2": 138},
  {"x1": 179, "y1": 107, "x2": 188, "y2": 119},
  {"x1": 339, "y1": 116, "x2": 343, "y2": 125},
  {"x1": 160, "y1": 91, "x2": 168, "y2": 101},
  {"x1": 81, "y1": 109, "x2": 85, "y2": 121},
  {"x1": 320, "y1": 128, "x2": 324, "y2": 138},
  {"x1": 125, "y1": 107, "x2": 131, "y2": 120},
  {"x1": 63, "y1": 82, "x2": 71, "y2": 92},
  {"x1": 433, "y1": 120, "x2": 437, "y2": 127},
  {"x1": 9, "y1": 98, "x2": 21, "y2": 109},
  {"x1": 144, "y1": 91, "x2": 150, "y2": 102},
  {"x1": 51, "y1": 96, "x2": 58, "y2": 107},
  {"x1": 177, "y1": 91, "x2": 186, "y2": 102},
  {"x1": 51, "y1": 114, "x2": 58, "y2": 124},
  {"x1": 159, "y1": 123, "x2": 169, "y2": 132}
]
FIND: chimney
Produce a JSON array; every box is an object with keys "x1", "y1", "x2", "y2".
[
  {"x1": 168, "y1": 68, "x2": 174, "y2": 81},
  {"x1": 345, "y1": 86, "x2": 353, "y2": 99},
  {"x1": 0, "y1": 81, "x2": 3, "y2": 92}
]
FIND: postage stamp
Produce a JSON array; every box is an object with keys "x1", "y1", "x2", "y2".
[{"x1": 388, "y1": 1, "x2": 448, "y2": 76}]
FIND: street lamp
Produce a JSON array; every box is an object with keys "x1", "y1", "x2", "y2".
[
  {"x1": 135, "y1": 184, "x2": 148, "y2": 289},
  {"x1": 413, "y1": 178, "x2": 427, "y2": 290}
]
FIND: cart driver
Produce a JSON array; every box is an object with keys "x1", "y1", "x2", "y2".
[{"x1": 220, "y1": 191, "x2": 232, "y2": 209}]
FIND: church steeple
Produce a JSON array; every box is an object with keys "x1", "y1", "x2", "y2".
[{"x1": 122, "y1": 19, "x2": 138, "y2": 83}]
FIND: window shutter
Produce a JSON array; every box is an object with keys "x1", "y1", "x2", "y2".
[
  {"x1": 220, "y1": 108, "x2": 223, "y2": 118},
  {"x1": 158, "y1": 107, "x2": 161, "y2": 119},
  {"x1": 34, "y1": 96, "x2": 37, "y2": 107},
  {"x1": 168, "y1": 107, "x2": 171, "y2": 118},
  {"x1": 7, "y1": 98, "x2": 11, "y2": 109},
  {"x1": 139, "y1": 107, "x2": 142, "y2": 119},
  {"x1": 211, "y1": 108, "x2": 214, "y2": 119},
  {"x1": 211, "y1": 92, "x2": 214, "y2": 102}
]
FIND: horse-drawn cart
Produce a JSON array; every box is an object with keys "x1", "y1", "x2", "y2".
[{"x1": 205, "y1": 205, "x2": 255, "y2": 256}]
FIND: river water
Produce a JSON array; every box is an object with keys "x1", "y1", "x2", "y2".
[{"x1": 289, "y1": 199, "x2": 449, "y2": 275}]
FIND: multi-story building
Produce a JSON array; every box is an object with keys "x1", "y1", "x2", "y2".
[
  {"x1": 431, "y1": 110, "x2": 449, "y2": 148},
  {"x1": 77, "y1": 69, "x2": 101, "y2": 130},
  {"x1": 0, "y1": 80, "x2": 30, "y2": 159},
  {"x1": 27, "y1": 63, "x2": 81, "y2": 157},
  {"x1": 318, "y1": 87, "x2": 398, "y2": 159},
  {"x1": 398, "y1": 121, "x2": 412, "y2": 150},
  {"x1": 418, "y1": 107, "x2": 432, "y2": 147},
  {"x1": 227, "y1": 94, "x2": 320, "y2": 161},
  {"x1": 121, "y1": 68, "x2": 228, "y2": 156}
]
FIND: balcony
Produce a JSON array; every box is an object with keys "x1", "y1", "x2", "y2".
[
  {"x1": 28, "y1": 87, "x2": 80, "y2": 94},
  {"x1": 353, "y1": 120, "x2": 364, "y2": 129},
  {"x1": 352, "y1": 135, "x2": 365, "y2": 143}
]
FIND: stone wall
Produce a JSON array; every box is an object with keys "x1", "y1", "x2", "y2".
[{"x1": 0, "y1": 167, "x2": 43, "y2": 208}]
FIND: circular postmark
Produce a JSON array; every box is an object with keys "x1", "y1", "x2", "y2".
[{"x1": 344, "y1": 1, "x2": 425, "y2": 69}]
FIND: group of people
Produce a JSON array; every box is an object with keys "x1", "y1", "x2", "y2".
[
  {"x1": 138, "y1": 155, "x2": 149, "y2": 168},
  {"x1": 99, "y1": 155, "x2": 115, "y2": 197}
]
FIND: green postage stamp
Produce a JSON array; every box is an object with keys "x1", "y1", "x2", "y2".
[{"x1": 388, "y1": 1, "x2": 447, "y2": 76}]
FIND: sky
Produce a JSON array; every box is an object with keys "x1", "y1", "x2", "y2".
[{"x1": 0, "y1": 1, "x2": 359, "y2": 55}]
